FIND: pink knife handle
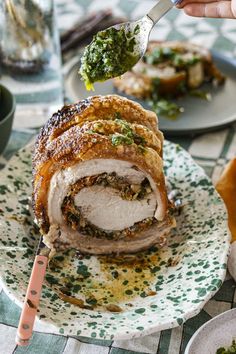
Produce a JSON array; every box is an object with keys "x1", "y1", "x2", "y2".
[{"x1": 15, "y1": 255, "x2": 48, "y2": 346}]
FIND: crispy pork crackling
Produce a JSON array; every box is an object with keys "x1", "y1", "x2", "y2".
[{"x1": 33, "y1": 95, "x2": 175, "y2": 255}]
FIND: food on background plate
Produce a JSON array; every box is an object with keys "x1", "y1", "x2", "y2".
[
  {"x1": 114, "y1": 41, "x2": 225, "y2": 98},
  {"x1": 79, "y1": 25, "x2": 140, "y2": 90},
  {"x1": 216, "y1": 339, "x2": 236, "y2": 354},
  {"x1": 114, "y1": 41, "x2": 225, "y2": 119},
  {"x1": 33, "y1": 94, "x2": 175, "y2": 255}
]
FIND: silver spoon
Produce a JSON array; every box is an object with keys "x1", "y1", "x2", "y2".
[
  {"x1": 80, "y1": 0, "x2": 181, "y2": 89},
  {"x1": 112, "y1": 0, "x2": 181, "y2": 66}
]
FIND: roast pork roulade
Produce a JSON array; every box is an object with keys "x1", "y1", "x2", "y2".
[{"x1": 33, "y1": 95, "x2": 175, "y2": 255}]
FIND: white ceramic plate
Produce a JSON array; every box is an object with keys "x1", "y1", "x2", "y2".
[
  {"x1": 0, "y1": 141, "x2": 230, "y2": 340},
  {"x1": 185, "y1": 308, "x2": 236, "y2": 354}
]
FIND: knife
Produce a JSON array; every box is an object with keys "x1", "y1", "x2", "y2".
[{"x1": 15, "y1": 236, "x2": 50, "y2": 346}]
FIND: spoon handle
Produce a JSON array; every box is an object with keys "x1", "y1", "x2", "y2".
[
  {"x1": 15, "y1": 255, "x2": 48, "y2": 346},
  {"x1": 147, "y1": 0, "x2": 181, "y2": 24}
]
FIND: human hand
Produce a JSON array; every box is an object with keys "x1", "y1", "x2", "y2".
[{"x1": 178, "y1": 0, "x2": 236, "y2": 18}]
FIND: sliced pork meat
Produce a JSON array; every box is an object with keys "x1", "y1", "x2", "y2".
[
  {"x1": 113, "y1": 40, "x2": 225, "y2": 99},
  {"x1": 33, "y1": 95, "x2": 175, "y2": 255}
]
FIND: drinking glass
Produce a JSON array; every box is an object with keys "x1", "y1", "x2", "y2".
[{"x1": 0, "y1": 0, "x2": 59, "y2": 74}]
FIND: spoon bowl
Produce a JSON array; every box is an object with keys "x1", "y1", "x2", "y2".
[
  {"x1": 80, "y1": 0, "x2": 181, "y2": 89},
  {"x1": 112, "y1": 16, "x2": 153, "y2": 63},
  {"x1": 112, "y1": 0, "x2": 181, "y2": 66}
]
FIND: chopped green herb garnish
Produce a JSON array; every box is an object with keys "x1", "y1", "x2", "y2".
[
  {"x1": 177, "y1": 81, "x2": 187, "y2": 94},
  {"x1": 190, "y1": 89, "x2": 212, "y2": 101},
  {"x1": 114, "y1": 112, "x2": 122, "y2": 120},
  {"x1": 133, "y1": 24, "x2": 140, "y2": 35},
  {"x1": 111, "y1": 118, "x2": 146, "y2": 147},
  {"x1": 138, "y1": 145, "x2": 147, "y2": 155},
  {"x1": 85, "y1": 129, "x2": 97, "y2": 134},
  {"x1": 111, "y1": 133, "x2": 133, "y2": 146},
  {"x1": 80, "y1": 25, "x2": 140, "y2": 90},
  {"x1": 144, "y1": 47, "x2": 200, "y2": 68},
  {"x1": 185, "y1": 56, "x2": 200, "y2": 66},
  {"x1": 150, "y1": 99, "x2": 184, "y2": 120},
  {"x1": 216, "y1": 340, "x2": 236, "y2": 354}
]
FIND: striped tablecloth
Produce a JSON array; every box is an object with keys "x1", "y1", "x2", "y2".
[{"x1": 0, "y1": 1, "x2": 236, "y2": 353}]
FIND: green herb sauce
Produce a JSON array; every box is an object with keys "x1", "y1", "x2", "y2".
[
  {"x1": 150, "y1": 99, "x2": 184, "y2": 120},
  {"x1": 189, "y1": 89, "x2": 212, "y2": 101},
  {"x1": 111, "y1": 117, "x2": 146, "y2": 148},
  {"x1": 216, "y1": 340, "x2": 236, "y2": 354},
  {"x1": 80, "y1": 25, "x2": 140, "y2": 90},
  {"x1": 148, "y1": 70, "x2": 184, "y2": 120}
]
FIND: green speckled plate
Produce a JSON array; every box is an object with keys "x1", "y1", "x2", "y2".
[{"x1": 0, "y1": 141, "x2": 230, "y2": 340}]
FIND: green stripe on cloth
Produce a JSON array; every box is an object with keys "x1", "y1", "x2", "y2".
[
  {"x1": 157, "y1": 329, "x2": 172, "y2": 354},
  {"x1": 213, "y1": 37, "x2": 236, "y2": 52},
  {"x1": 213, "y1": 279, "x2": 236, "y2": 303},
  {"x1": 0, "y1": 291, "x2": 21, "y2": 327},
  {"x1": 72, "y1": 335, "x2": 112, "y2": 347},
  {"x1": 190, "y1": 156, "x2": 217, "y2": 162},
  {"x1": 197, "y1": 164, "x2": 214, "y2": 178},
  {"x1": 6, "y1": 69, "x2": 61, "y2": 84},
  {"x1": 168, "y1": 137, "x2": 193, "y2": 152},
  {"x1": 220, "y1": 127, "x2": 236, "y2": 159},
  {"x1": 118, "y1": 0, "x2": 137, "y2": 16},
  {"x1": 15, "y1": 88, "x2": 62, "y2": 104},
  {"x1": 14, "y1": 332, "x2": 67, "y2": 354},
  {"x1": 166, "y1": 31, "x2": 185, "y2": 41},
  {"x1": 3, "y1": 131, "x2": 35, "y2": 161},
  {"x1": 74, "y1": 0, "x2": 93, "y2": 10},
  {"x1": 180, "y1": 310, "x2": 212, "y2": 353}
]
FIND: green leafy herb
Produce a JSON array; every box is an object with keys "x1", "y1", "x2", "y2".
[
  {"x1": 216, "y1": 340, "x2": 236, "y2": 354},
  {"x1": 111, "y1": 133, "x2": 133, "y2": 146},
  {"x1": 80, "y1": 25, "x2": 140, "y2": 90},
  {"x1": 111, "y1": 117, "x2": 146, "y2": 147},
  {"x1": 114, "y1": 112, "x2": 122, "y2": 120},
  {"x1": 85, "y1": 129, "x2": 97, "y2": 134},
  {"x1": 190, "y1": 89, "x2": 212, "y2": 101},
  {"x1": 150, "y1": 99, "x2": 184, "y2": 120},
  {"x1": 177, "y1": 81, "x2": 187, "y2": 94},
  {"x1": 144, "y1": 47, "x2": 200, "y2": 68}
]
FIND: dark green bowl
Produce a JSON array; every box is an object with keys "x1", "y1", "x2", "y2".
[{"x1": 0, "y1": 84, "x2": 15, "y2": 154}]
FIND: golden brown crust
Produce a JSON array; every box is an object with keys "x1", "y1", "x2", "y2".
[
  {"x1": 114, "y1": 70, "x2": 187, "y2": 98},
  {"x1": 35, "y1": 95, "x2": 159, "y2": 150},
  {"x1": 33, "y1": 95, "x2": 168, "y2": 233},
  {"x1": 80, "y1": 119, "x2": 163, "y2": 154}
]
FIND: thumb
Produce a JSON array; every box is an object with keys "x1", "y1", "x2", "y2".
[
  {"x1": 183, "y1": 1, "x2": 236, "y2": 18},
  {"x1": 232, "y1": 0, "x2": 236, "y2": 17}
]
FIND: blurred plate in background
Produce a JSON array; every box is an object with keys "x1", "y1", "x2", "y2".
[
  {"x1": 185, "y1": 308, "x2": 236, "y2": 354},
  {"x1": 65, "y1": 51, "x2": 236, "y2": 137}
]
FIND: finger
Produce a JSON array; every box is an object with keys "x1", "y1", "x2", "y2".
[
  {"x1": 183, "y1": 1, "x2": 235, "y2": 18},
  {"x1": 177, "y1": 0, "x2": 230, "y2": 9},
  {"x1": 232, "y1": 0, "x2": 236, "y2": 16}
]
